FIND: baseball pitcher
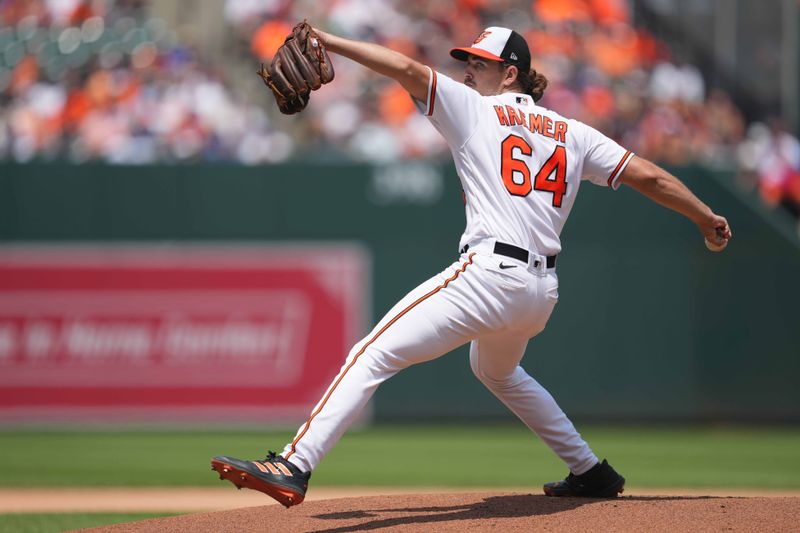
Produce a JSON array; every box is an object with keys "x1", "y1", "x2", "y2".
[{"x1": 212, "y1": 24, "x2": 732, "y2": 507}]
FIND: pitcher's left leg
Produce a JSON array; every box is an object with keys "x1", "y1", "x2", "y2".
[
  {"x1": 212, "y1": 254, "x2": 484, "y2": 506},
  {"x1": 469, "y1": 332, "x2": 598, "y2": 475},
  {"x1": 281, "y1": 253, "x2": 482, "y2": 472}
]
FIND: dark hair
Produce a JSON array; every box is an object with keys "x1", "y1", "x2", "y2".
[
  {"x1": 503, "y1": 62, "x2": 548, "y2": 102},
  {"x1": 518, "y1": 68, "x2": 548, "y2": 102}
]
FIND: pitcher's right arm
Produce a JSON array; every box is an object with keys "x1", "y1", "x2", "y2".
[{"x1": 314, "y1": 29, "x2": 429, "y2": 103}]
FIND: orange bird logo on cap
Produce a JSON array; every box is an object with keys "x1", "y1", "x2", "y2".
[{"x1": 473, "y1": 31, "x2": 492, "y2": 44}]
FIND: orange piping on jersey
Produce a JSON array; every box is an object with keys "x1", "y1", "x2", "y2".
[
  {"x1": 284, "y1": 253, "x2": 477, "y2": 462},
  {"x1": 607, "y1": 150, "x2": 633, "y2": 187},
  {"x1": 426, "y1": 70, "x2": 437, "y2": 116}
]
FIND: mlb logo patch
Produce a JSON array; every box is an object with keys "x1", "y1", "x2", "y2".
[{"x1": 516, "y1": 96, "x2": 528, "y2": 105}]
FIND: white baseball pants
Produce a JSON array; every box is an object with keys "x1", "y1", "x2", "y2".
[{"x1": 281, "y1": 239, "x2": 599, "y2": 476}]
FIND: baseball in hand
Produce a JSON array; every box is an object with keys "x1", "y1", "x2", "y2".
[{"x1": 704, "y1": 237, "x2": 728, "y2": 252}]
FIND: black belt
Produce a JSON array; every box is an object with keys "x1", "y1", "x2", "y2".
[{"x1": 460, "y1": 242, "x2": 557, "y2": 269}]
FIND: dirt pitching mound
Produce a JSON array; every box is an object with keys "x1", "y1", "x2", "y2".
[{"x1": 87, "y1": 491, "x2": 800, "y2": 532}]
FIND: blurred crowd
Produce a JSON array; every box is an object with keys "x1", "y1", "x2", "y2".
[
  {"x1": 0, "y1": 0, "x2": 292, "y2": 164},
  {"x1": 1, "y1": 0, "x2": 799, "y2": 220},
  {"x1": 737, "y1": 120, "x2": 800, "y2": 220}
]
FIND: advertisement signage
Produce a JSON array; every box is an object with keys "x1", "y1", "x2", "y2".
[{"x1": 0, "y1": 245, "x2": 368, "y2": 423}]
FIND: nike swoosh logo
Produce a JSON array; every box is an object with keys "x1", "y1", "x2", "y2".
[{"x1": 499, "y1": 263, "x2": 517, "y2": 269}]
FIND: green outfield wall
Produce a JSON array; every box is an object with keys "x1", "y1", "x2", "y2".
[{"x1": 1, "y1": 162, "x2": 798, "y2": 422}]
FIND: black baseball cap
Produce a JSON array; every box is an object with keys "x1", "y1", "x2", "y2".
[{"x1": 450, "y1": 27, "x2": 531, "y2": 72}]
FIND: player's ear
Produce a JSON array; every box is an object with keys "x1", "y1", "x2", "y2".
[{"x1": 503, "y1": 64, "x2": 518, "y2": 88}]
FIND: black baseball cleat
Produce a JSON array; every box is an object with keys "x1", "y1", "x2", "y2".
[
  {"x1": 543, "y1": 459, "x2": 625, "y2": 498},
  {"x1": 211, "y1": 451, "x2": 311, "y2": 507}
]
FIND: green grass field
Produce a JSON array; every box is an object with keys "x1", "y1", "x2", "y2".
[
  {"x1": 2, "y1": 425, "x2": 799, "y2": 532},
  {"x1": 0, "y1": 513, "x2": 176, "y2": 533},
  {"x1": 2, "y1": 424, "x2": 799, "y2": 489}
]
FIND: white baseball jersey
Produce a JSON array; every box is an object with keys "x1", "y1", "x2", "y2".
[
  {"x1": 419, "y1": 68, "x2": 634, "y2": 256},
  {"x1": 279, "y1": 65, "x2": 633, "y2": 481}
]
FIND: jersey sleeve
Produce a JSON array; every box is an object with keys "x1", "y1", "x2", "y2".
[
  {"x1": 579, "y1": 123, "x2": 635, "y2": 190},
  {"x1": 416, "y1": 67, "x2": 482, "y2": 149}
]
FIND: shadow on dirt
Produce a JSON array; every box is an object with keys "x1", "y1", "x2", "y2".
[
  {"x1": 309, "y1": 494, "x2": 726, "y2": 532},
  {"x1": 309, "y1": 494, "x2": 616, "y2": 532}
]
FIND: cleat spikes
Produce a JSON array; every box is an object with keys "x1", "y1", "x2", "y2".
[{"x1": 210, "y1": 454, "x2": 309, "y2": 507}]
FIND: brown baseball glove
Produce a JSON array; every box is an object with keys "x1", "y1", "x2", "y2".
[{"x1": 257, "y1": 21, "x2": 335, "y2": 115}]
